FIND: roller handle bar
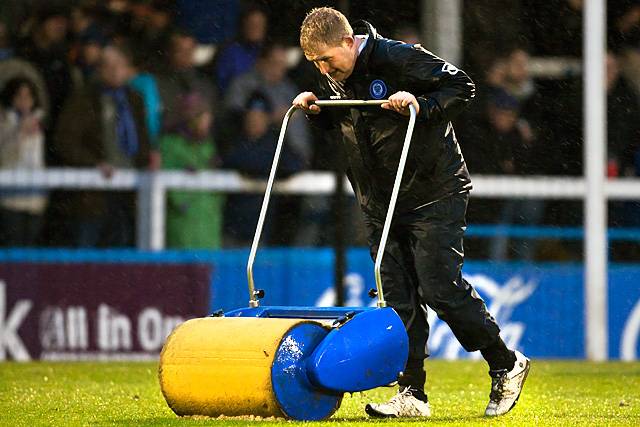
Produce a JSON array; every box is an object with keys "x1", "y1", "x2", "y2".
[{"x1": 247, "y1": 99, "x2": 416, "y2": 309}]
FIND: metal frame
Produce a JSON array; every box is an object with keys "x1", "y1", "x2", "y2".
[
  {"x1": 246, "y1": 100, "x2": 417, "y2": 308},
  {"x1": 584, "y1": 0, "x2": 607, "y2": 361}
]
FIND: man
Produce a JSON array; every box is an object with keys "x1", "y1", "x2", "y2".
[
  {"x1": 55, "y1": 44, "x2": 151, "y2": 247},
  {"x1": 157, "y1": 30, "x2": 216, "y2": 132},
  {"x1": 17, "y1": 6, "x2": 74, "y2": 164},
  {"x1": 225, "y1": 43, "x2": 312, "y2": 164},
  {"x1": 214, "y1": 5, "x2": 268, "y2": 94},
  {"x1": 293, "y1": 7, "x2": 530, "y2": 418}
]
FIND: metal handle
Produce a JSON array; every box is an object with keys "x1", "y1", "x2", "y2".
[
  {"x1": 314, "y1": 99, "x2": 387, "y2": 107},
  {"x1": 247, "y1": 105, "x2": 297, "y2": 307},
  {"x1": 246, "y1": 99, "x2": 417, "y2": 309},
  {"x1": 374, "y1": 104, "x2": 417, "y2": 307}
]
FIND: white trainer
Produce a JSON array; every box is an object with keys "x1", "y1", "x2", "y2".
[
  {"x1": 485, "y1": 350, "x2": 531, "y2": 416},
  {"x1": 365, "y1": 388, "x2": 431, "y2": 418}
]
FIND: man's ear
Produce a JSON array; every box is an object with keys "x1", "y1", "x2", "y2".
[{"x1": 342, "y1": 35, "x2": 355, "y2": 48}]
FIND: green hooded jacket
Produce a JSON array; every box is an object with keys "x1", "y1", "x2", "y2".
[{"x1": 160, "y1": 134, "x2": 223, "y2": 248}]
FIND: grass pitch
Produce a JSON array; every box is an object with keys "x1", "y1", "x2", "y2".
[{"x1": 1, "y1": 360, "x2": 639, "y2": 426}]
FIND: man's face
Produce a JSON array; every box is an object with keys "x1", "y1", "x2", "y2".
[
  {"x1": 99, "y1": 47, "x2": 131, "y2": 88},
  {"x1": 244, "y1": 109, "x2": 269, "y2": 139},
  {"x1": 258, "y1": 47, "x2": 289, "y2": 83},
  {"x1": 243, "y1": 11, "x2": 267, "y2": 44},
  {"x1": 507, "y1": 49, "x2": 529, "y2": 85},
  {"x1": 306, "y1": 37, "x2": 356, "y2": 82},
  {"x1": 171, "y1": 35, "x2": 196, "y2": 70},
  {"x1": 42, "y1": 16, "x2": 68, "y2": 45}
]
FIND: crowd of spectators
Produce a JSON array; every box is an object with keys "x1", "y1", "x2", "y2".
[
  {"x1": 459, "y1": 0, "x2": 640, "y2": 260},
  {"x1": 0, "y1": 0, "x2": 639, "y2": 262}
]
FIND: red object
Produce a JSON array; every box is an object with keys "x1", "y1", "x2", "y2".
[{"x1": 607, "y1": 159, "x2": 619, "y2": 177}]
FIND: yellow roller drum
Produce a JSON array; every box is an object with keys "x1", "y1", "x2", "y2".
[{"x1": 158, "y1": 316, "x2": 338, "y2": 419}]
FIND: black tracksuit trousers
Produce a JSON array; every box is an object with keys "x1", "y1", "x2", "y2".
[{"x1": 364, "y1": 192, "x2": 501, "y2": 389}]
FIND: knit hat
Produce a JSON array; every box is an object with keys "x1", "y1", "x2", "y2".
[{"x1": 245, "y1": 91, "x2": 272, "y2": 113}]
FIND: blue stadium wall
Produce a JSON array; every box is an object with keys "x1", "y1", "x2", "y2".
[{"x1": 1, "y1": 248, "x2": 639, "y2": 360}]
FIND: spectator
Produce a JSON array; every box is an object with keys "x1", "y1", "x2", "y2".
[
  {"x1": 0, "y1": 58, "x2": 50, "y2": 123},
  {"x1": 214, "y1": 6, "x2": 267, "y2": 94},
  {"x1": 128, "y1": 0, "x2": 175, "y2": 72},
  {"x1": 502, "y1": 47, "x2": 547, "y2": 171},
  {"x1": 223, "y1": 92, "x2": 302, "y2": 247},
  {"x1": 463, "y1": 88, "x2": 543, "y2": 260},
  {"x1": 68, "y1": 3, "x2": 108, "y2": 83},
  {"x1": 74, "y1": 29, "x2": 107, "y2": 83},
  {"x1": 609, "y1": 0, "x2": 640, "y2": 53},
  {"x1": 287, "y1": 53, "x2": 337, "y2": 171},
  {"x1": 54, "y1": 44, "x2": 151, "y2": 247},
  {"x1": 457, "y1": 55, "x2": 509, "y2": 147},
  {"x1": 224, "y1": 43, "x2": 311, "y2": 163},
  {"x1": 457, "y1": 55, "x2": 511, "y2": 258},
  {"x1": 160, "y1": 93, "x2": 223, "y2": 249},
  {"x1": 504, "y1": 49, "x2": 538, "y2": 113},
  {"x1": 606, "y1": 52, "x2": 640, "y2": 177},
  {"x1": 605, "y1": 52, "x2": 640, "y2": 232},
  {"x1": 559, "y1": 51, "x2": 640, "y2": 178},
  {"x1": 609, "y1": 0, "x2": 640, "y2": 95},
  {"x1": 16, "y1": 5, "x2": 75, "y2": 165},
  {"x1": 97, "y1": 0, "x2": 135, "y2": 38},
  {"x1": 485, "y1": 56, "x2": 509, "y2": 91},
  {"x1": 157, "y1": 29, "x2": 216, "y2": 132},
  {"x1": 0, "y1": 77, "x2": 47, "y2": 246},
  {"x1": 483, "y1": 90, "x2": 544, "y2": 260},
  {"x1": 120, "y1": 41, "x2": 163, "y2": 149},
  {"x1": 70, "y1": 2, "x2": 98, "y2": 39}
]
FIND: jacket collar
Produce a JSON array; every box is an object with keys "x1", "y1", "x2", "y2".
[{"x1": 349, "y1": 20, "x2": 379, "y2": 79}]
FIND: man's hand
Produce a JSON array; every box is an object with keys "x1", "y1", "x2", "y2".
[
  {"x1": 149, "y1": 150, "x2": 161, "y2": 171},
  {"x1": 382, "y1": 91, "x2": 420, "y2": 116},
  {"x1": 292, "y1": 92, "x2": 321, "y2": 114},
  {"x1": 98, "y1": 162, "x2": 114, "y2": 179}
]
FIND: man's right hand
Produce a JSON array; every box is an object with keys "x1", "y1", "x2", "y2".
[
  {"x1": 292, "y1": 92, "x2": 321, "y2": 114},
  {"x1": 98, "y1": 162, "x2": 115, "y2": 179}
]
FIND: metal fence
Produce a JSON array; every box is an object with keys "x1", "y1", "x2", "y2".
[{"x1": 2, "y1": 168, "x2": 640, "y2": 250}]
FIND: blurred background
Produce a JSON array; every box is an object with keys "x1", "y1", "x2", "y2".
[{"x1": 0, "y1": 0, "x2": 639, "y2": 362}]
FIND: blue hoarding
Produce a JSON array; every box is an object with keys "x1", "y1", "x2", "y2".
[
  {"x1": 1, "y1": 249, "x2": 639, "y2": 360},
  {"x1": 208, "y1": 250, "x2": 640, "y2": 360}
]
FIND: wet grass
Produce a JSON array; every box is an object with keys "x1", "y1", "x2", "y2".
[{"x1": 1, "y1": 360, "x2": 639, "y2": 426}]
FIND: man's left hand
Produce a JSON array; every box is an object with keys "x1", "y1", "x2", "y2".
[{"x1": 382, "y1": 91, "x2": 420, "y2": 116}]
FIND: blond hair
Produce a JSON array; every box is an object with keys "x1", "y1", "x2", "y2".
[{"x1": 300, "y1": 7, "x2": 353, "y2": 56}]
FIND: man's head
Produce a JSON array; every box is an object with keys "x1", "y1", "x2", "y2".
[
  {"x1": 300, "y1": 7, "x2": 358, "y2": 82},
  {"x1": 99, "y1": 44, "x2": 134, "y2": 88},
  {"x1": 505, "y1": 48, "x2": 530, "y2": 86},
  {"x1": 179, "y1": 93, "x2": 212, "y2": 140},
  {"x1": 35, "y1": 7, "x2": 69, "y2": 47},
  {"x1": 256, "y1": 43, "x2": 289, "y2": 83},
  {"x1": 169, "y1": 30, "x2": 196, "y2": 71},
  {"x1": 241, "y1": 7, "x2": 268, "y2": 44},
  {"x1": 244, "y1": 91, "x2": 272, "y2": 140}
]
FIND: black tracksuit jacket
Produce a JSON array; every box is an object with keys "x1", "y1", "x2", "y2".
[{"x1": 308, "y1": 21, "x2": 475, "y2": 220}]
